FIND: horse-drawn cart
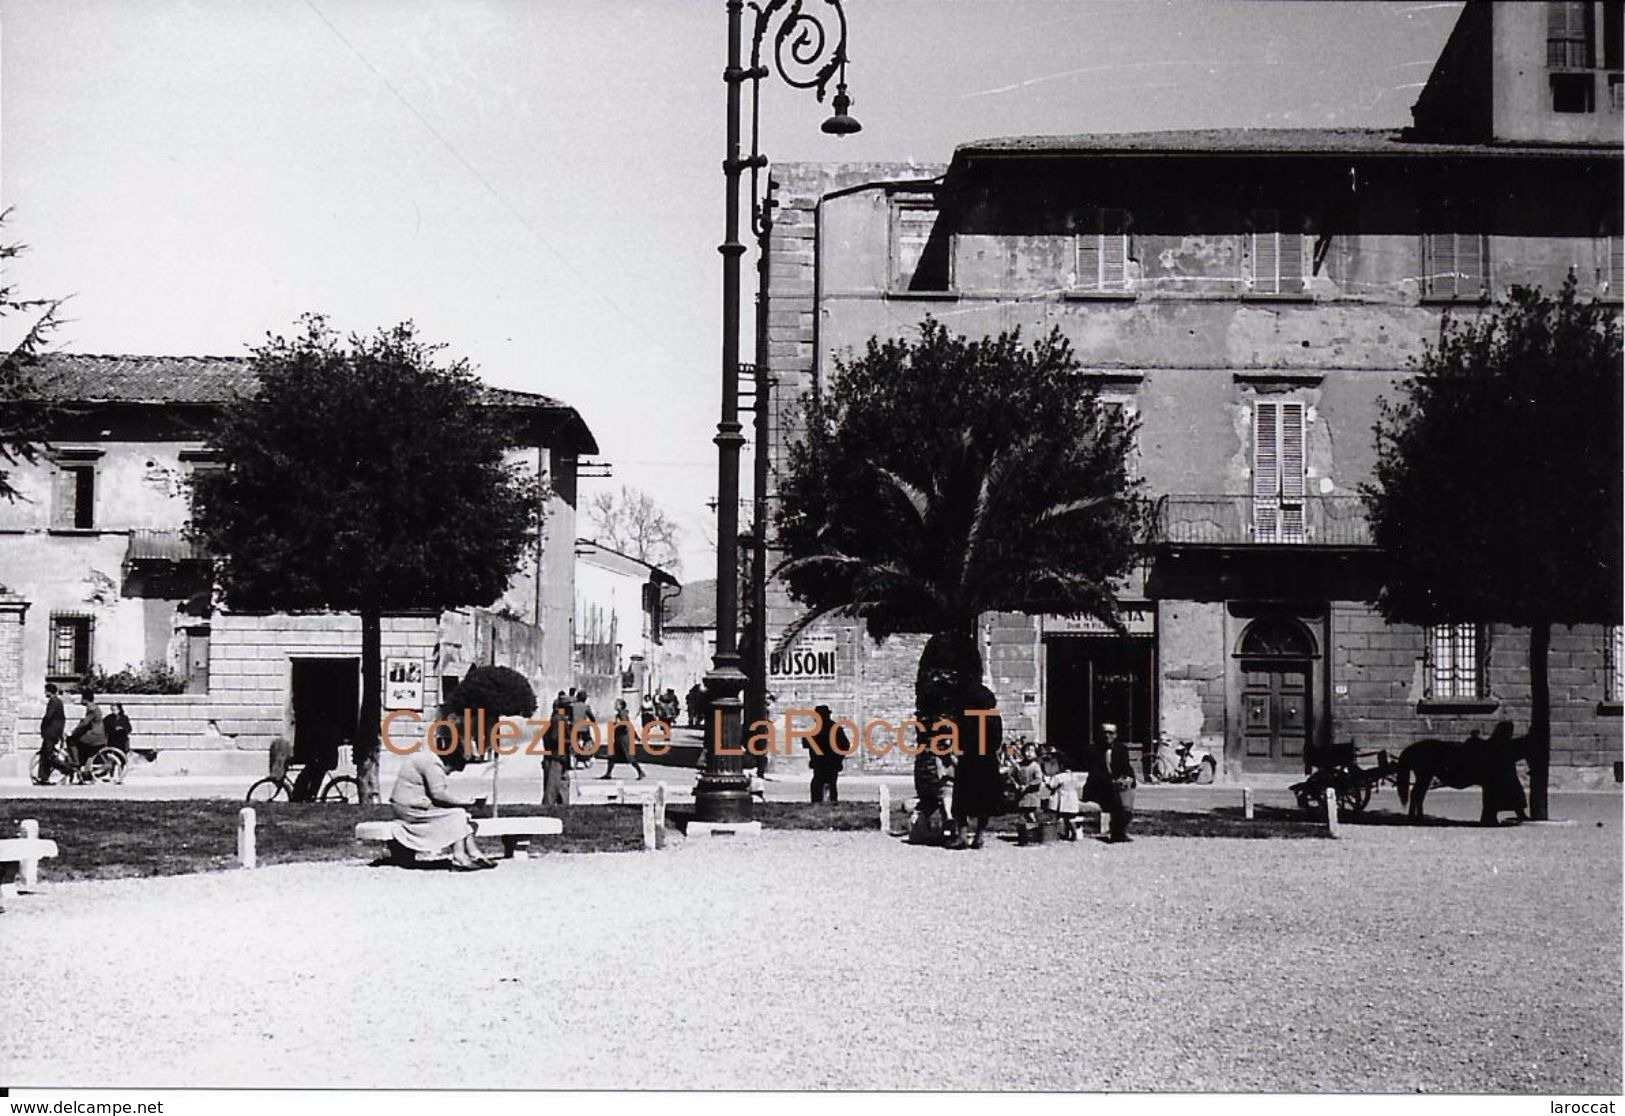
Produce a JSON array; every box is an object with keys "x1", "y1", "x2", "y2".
[{"x1": 1289, "y1": 740, "x2": 1397, "y2": 815}]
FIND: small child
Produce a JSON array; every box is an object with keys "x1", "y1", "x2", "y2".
[{"x1": 1016, "y1": 741, "x2": 1047, "y2": 841}]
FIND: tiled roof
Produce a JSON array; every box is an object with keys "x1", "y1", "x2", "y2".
[
  {"x1": 21, "y1": 352, "x2": 573, "y2": 410},
  {"x1": 954, "y1": 127, "x2": 1619, "y2": 160},
  {"x1": 15, "y1": 352, "x2": 597, "y2": 453}
]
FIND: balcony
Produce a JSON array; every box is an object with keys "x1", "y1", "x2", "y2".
[{"x1": 1155, "y1": 495, "x2": 1373, "y2": 548}]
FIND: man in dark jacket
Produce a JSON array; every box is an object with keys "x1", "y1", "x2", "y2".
[
  {"x1": 66, "y1": 688, "x2": 106, "y2": 776},
  {"x1": 807, "y1": 705, "x2": 849, "y2": 804},
  {"x1": 36, "y1": 683, "x2": 68, "y2": 785},
  {"x1": 1079, "y1": 721, "x2": 1135, "y2": 843}
]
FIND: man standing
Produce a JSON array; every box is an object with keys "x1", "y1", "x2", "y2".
[
  {"x1": 35, "y1": 683, "x2": 68, "y2": 785},
  {"x1": 807, "y1": 704, "x2": 849, "y2": 804},
  {"x1": 1079, "y1": 722, "x2": 1135, "y2": 843}
]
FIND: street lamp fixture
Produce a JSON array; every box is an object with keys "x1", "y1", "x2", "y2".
[{"x1": 697, "y1": 0, "x2": 859, "y2": 823}]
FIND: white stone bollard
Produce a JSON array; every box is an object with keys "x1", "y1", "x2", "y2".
[
  {"x1": 19, "y1": 820, "x2": 40, "y2": 887},
  {"x1": 654, "y1": 783, "x2": 667, "y2": 848},
  {"x1": 1324, "y1": 793, "x2": 1340, "y2": 838},
  {"x1": 878, "y1": 784, "x2": 891, "y2": 833},
  {"x1": 642, "y1": 801, "x2": 657, "y2": 851},
  {"x1": 1242, "y1": 787, "x2": 1254, "y2": 821},
  {"x1": 238, "y1": 807, "x2": 257, "y2": 869}
]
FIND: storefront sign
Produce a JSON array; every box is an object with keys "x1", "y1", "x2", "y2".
[
  {"x1": 385, "y1": 657, "x2": 425, "y2": 710},
  {"x1": 1042, "y1": 605, "x2": 1155, "y2": 637},
  {"x1": 769, "y1": 633, "x2": 839, "y2": 681}
]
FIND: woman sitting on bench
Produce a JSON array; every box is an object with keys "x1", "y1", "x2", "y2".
[{"x1": 388, "y1": 729, "x2": 495, "y2": 871}]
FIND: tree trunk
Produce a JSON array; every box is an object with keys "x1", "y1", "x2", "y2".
[
  {"x1": 356, "y1": 608, "x2": 383, "y2": 804},
  {"x1": 914, "y1": 626, "x2": 984, "y2": 727},
  {"x1": 1527, "y1": 619, "x2": 1551, "y2": 822}
]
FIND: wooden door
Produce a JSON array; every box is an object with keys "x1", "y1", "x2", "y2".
[{"x1": 1240, "y1": 659, "x2": 1310, "y2": 771}]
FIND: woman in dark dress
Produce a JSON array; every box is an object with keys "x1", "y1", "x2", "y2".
[
  {"x1": 949, "y1": 685, "x2": 1004, "y2": 849},
  {"x1": 601, "y1": 698, "x2": 646, "y2": 781}
]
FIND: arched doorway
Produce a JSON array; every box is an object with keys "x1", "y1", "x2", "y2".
[{"x1": 1237, "y1": 616, "x2": 1315, "y2": 773}]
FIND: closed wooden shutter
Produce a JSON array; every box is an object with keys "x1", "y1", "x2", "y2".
[
  {"x1": 1279, "y1": 401, "x2": 1306, "y2": 542},
  {"x1": 1280, "y1": 223, "x2": 1304, "y2": 293},
  {"x1": 1102, "y1": 208, "x2": 1127, "y2": 291},
  {"x1": 1076, "y1": 221, "x2": 1100, "y2": 290},
  {"x1": 50, "y1": 466, "x2": 77, "y2": 529},
  {"x1": 1254, "y1": 401, "x2": 1280, "y2": 540},
  {"x1": 1252, "y1": 211, "x2": 1280, "y2": 294}
]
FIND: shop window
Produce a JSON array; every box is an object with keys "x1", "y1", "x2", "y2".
[
  {"x1": 1248, "y1": 210, "x2": 1307, "y2": 295},
  {"x1": 51, "y1": 460, "x2": 97, "y2": 529},
  {"x1": 1073, "y1": 208, "x2": 1131, "y2": 293},
  {"x1": 1252, "y1": 401, "x2": 1305, "y2": 543},
  {"x1": 48, "y1": 614, "x2": 93, "y2": 682},
  {"x1": 1425, "y1": 623, "x2": 1486, "y2": 701},
  {"x1": 1422, "y1": 231, "x2": 1489, "y2": 301}
]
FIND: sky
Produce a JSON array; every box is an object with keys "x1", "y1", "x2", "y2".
[{"x1": 0, "y1": 0, "x2": 1464, "y2": 580}]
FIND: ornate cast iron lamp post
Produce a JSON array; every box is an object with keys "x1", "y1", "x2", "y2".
[{"x1": 698, "y1": 0, "x2": 859, "y2": 822}]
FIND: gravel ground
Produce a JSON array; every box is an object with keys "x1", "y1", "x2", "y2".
[{"x1": 1, "y1": 795, "x2": 1618, "y2": 1093}]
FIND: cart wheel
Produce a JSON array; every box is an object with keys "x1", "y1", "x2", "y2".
[
  {"x1": 87, "y1": 748, "x2": 127, "y2": 785},
  {"x1": 1150, "y1": 757, "x2": 1174, "y2": 784},
  {"x1": 1196, "y1": 756, "x2": 1216, "y2": 785},
  {"x1": 321, "y1": 776, "x2": 359, "y2": 804},
  {"x1": 1337, "y1": 783, "x2": 1371, "y2": 815},
  {"x1": 246, "y1": 777, "x2": 287, "y2": 804}
]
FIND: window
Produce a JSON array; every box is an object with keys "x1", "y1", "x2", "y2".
[
  {"x1": 1253, "y1": 401, "x2": 1305, "y2": 543},
  {"x1": 1073, "y1": 208, "x2": 1130, "y2": 293},
  {"x1": 1422, "y1": 231, "x2": 1488, "y2": 301},
  {"x1": 51, "y1": 460, "x2": 96, "y2": 529},
  {"x1": 1548, "y1": 2, "x2": 1594, "y2": 67},
  {"x1": 1249, "y1": 210, "x2": 1307, "y2": 295},
  {"x1": 1425, "y1": 623, "x2": 1485, "y2": 700},
  {"x1": 889, "y1": 198, "x2": 943, "y2": 292},
  {"x1": 48, "y1": 614, "x2": 92, "y2": 681},
  {"x1": 1551, "y1": 71, "x2": 1597, "y2": 112},
  {"x1": 1606, "y1": 625, "x2": 1624, "y2": 703},
  {"x1": 1098, "y1": 396, "x2": 1140, "y2": 476},
  {"x1": 186, "y1": 458, "x2": 227, "y2": 523},
  {"x1": 1601, "y1": 231, "x2": 1625, "y2": 297}
]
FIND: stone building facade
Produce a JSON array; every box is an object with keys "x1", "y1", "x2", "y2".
[
  {"x1": 0, "y1": 353, "x2": 594, "y2": 777},
  {"x1": 760, "y1": 1, "x2": 1624, "y2": 784}
]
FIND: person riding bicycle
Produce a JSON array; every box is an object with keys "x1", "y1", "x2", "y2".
[{"x1": 65, "y1": 687, "x2": 106, "y2": 779}]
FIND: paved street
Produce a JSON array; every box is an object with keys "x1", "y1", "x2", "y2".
[{"x1": 1, "y1": 791, "x2": 1618, "y2": 1092}]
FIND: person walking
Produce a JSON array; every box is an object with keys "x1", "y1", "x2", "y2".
[
  {"x1": 1480, "y1": 720, "x2": 1528, "y2": 825},
  {"x1": 949, "y1": 685, "x2": 1004, "y2": 849},
  {"x1": 35, "y1": 683, "x2": 69, "y2": 785},
  {"x1": 1079, "y1": 722, "x2": 1135, "y2": 843},
  {"x1": 685, "y1": 683, "x2": 706, "y2": 727},
  {"x1": 541, "y1": 696, "x2": 573, "y2": 806},
  {"x1": 807, "y1": 704, "x2": 849, "y2": 804},
  {"x1": 601, "y1": 698, "x2": 646, "y2": 780}
]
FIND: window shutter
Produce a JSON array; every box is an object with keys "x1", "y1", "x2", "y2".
[
  {"x1": 1459, "y1": 234, "x2": 1486, "y2": 299},
  {"x1": 1611, "y1": 235, "x2": 1624, "y2": 294},
  {"x1": 1251, "y1": 211, "x2": 1279, "y2": 294},
  {"x1": 50, "y1": 467, "x2": 77, "y2": 529},
  {"x1": 1279, "y1": 402, "x2": 1306, "y2": 542},
  {"x1": 1102, "y1": 208, "x2": 1128, "y2": 291},
  {"x1": 1076, "y1": 221, "x2": 1100, "y2": 290},
  {"x1": 1280, "y1": 226, "x2": 1305, "y2": 293},
  {"x1": 1253, "y1": 402, "x2": 1280, "y2": 540}
]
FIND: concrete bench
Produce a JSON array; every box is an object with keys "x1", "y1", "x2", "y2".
[
  {"x1": 0, "y1": 830, "x2": 60, "y2": 912},
  {"x1": 355, "y1": 816, "x2": 563, "y2": 859}
]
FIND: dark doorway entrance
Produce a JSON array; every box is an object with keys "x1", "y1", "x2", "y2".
[
  {"x1": 1235, "y1": 616, "x2": 1316, "y2": 773},
  {"x1": 290, "y1": 658, "x2": 359, "y2": 764},
  {"x1": 1044, "y1": 636, "x2": 1155, "y2": 770}
]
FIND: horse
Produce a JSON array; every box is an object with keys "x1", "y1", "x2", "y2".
[{"x1": 1395, "y1": 721, "x2": 1529, "y2": 824}]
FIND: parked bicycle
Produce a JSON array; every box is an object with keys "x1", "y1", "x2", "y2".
[{"x1": 245, "y1": 747, "x2": 359, "y2": 804}]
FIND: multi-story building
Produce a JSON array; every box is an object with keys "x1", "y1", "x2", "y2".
[
  {"x1": 572, "y1": 538, "x2": 679, "y2": 710},
  {"x1": 760, "y1": 1, "x2": 1624, "y2": 784},
  {"x1": 0, "y1": 353, "x2": 595, "y2": 776}
]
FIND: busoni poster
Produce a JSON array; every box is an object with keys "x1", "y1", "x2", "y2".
[{"x1": 768, "y1": 632, "x2": 839, "y2": 681}]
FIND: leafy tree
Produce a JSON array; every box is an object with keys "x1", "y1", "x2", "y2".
[
  {"x1": 775, "y1": 318, "x2": 1152, "y2": 728},
  {"x1": 1361, "y1": 279, "x2": 1622, "y2": 820},
  {"x1": 193, "y1": 316, "x2": 542, "y2": 801},
  {"x1": 0, "y1": 216, "x2": 64, "y2": 502},
  {"x1": 448, "y1": 664, "x2": 538, "y2": 753},
  {"x1": 586, "y1": 484, "x2": 682, "y2": 573}
]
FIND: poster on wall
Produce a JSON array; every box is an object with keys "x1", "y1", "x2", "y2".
[
  {"x1": 385, "y1": 657, "x2": 424, "y2": 710},
  {"x1": 768, "y1": 632, "x2": 839, "y2": 682}
]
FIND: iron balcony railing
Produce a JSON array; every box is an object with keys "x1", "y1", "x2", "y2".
[{"x1": 1155, "y1": 494, "x2": 1374, "y2": 547}]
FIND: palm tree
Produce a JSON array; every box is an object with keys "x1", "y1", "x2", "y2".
[{"x1": 775, "y1": 319, "x2": 1152, "y2": 726}]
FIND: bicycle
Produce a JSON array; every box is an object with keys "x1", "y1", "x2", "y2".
[
  {"x1": 30, "y1": 739, "x2": 127, "y2": 786},
  {"x1": 245, "y1": 749, "x2": 359, "y2": 804}
]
